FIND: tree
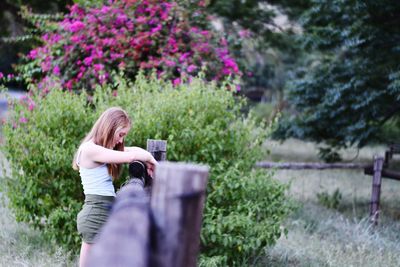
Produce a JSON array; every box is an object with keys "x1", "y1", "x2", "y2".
[
  {"x1": 0, "y1": 0, "x2": 71, "y2": 76},
  {"x1": 277, "y1": 0, "x2": 400, "y2": 154}
]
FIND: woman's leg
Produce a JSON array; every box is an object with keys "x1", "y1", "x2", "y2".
[{"x1": 79, "y1": 241, "x2": 92, "y2": 267}]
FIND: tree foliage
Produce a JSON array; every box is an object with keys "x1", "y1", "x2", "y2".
[
  {"x1": 277, "y1": 0, "x2": 400, "y2": 150},
  {"x1": 0, "y1": 0, "x2": 71, "y2": 75}
]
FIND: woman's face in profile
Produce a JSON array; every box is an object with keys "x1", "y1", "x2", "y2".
[{"x1": 113, "y1": 126, "x2": 130, "y2": 148}]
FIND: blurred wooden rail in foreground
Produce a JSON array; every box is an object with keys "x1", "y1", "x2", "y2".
[{"x1": 86, "y1": 140, "x2": 209, "y2": 267}]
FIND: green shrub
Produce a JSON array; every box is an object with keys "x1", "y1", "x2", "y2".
[
  {"x1": 1, "y1": 74, "x2": 292, "y2": 264},
  {"x1": 1, "y1": 87, "x2": 94, "y2": 249}
]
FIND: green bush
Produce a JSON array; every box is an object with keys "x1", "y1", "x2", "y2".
[
  {"x1": 1, "y1": 87, "x2": 94, "y2": 249},
  {"x1": 1, "y1": 74, "x2": 292, "y2": 264}
]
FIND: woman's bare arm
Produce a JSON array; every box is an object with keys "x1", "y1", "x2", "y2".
[{"x1": 83, "y1": 143, "x2": 154, "y2": 164}]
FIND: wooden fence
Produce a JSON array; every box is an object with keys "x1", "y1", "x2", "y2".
[
  {"x1": 86, "y1": 140, "x2": 209, "y2": 267},
  {"x1": 256, "y1": 144, "x2": 400, "y2": 225}
]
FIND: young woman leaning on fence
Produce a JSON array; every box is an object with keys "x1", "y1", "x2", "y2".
[{"x1": 72, "y1": 107, "x2": 157, "y2": 267}]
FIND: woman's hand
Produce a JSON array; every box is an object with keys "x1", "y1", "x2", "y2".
[
  {"x1": 145, "y1": 152, "x2": 157, "y2": 178},
  {"x1": 127, "y1": 146, "x2": 158, "y2": 177}
]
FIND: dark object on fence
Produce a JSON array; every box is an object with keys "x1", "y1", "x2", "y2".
[
  {"x1": 150, "y1": 162, "x2": 209, "y2": 267},
  {"x1": 86, "y1": 183, "x2": 150, "y2": 267},
  {"x1": 255, "y1": 161, "x2": 370, "y2": 170},
  {"x1": 129, "y1": 160, "x2": 153, "y2": 187},
  {"x1": 369, "y1": 156, "x2": 384, "y2": 225},
  {"x1": 147, "y1": 139, "x2": 167, "y2": 161},
  {"x1": 124, "y1": 139, "x2": 168, "y2": 189}
]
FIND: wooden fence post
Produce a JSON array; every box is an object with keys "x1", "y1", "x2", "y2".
[
  {"x1": 370, "y1": 155, "x2": 384, "y2": 225},
  {"x1": 147, "y1": 139, "x2": 167, "y2": 161},
  {"x1": 150, "y1": 162, "x2": 209, "y2": 267}
]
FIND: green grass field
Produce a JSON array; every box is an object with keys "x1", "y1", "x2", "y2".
[{"x1": 1, "y1": 139, "x2": 400, "y2": 266}]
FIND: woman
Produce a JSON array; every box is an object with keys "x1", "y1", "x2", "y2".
[{"x1": 72, "y1": 107, "x2": 156, "y2": 267}]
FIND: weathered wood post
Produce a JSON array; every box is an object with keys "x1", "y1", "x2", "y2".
[
  {"x1": 147, "y1": 139, "x2": 167, "y2": 161},
  {"x1": 150, "y1": 162, "x2": 209, "y2": 267},
  {"x1": 370, "y1": 155, "x2": 384, "y2": 225}
]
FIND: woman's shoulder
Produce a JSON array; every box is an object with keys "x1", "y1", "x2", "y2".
[{"x1": 79, "y1": 140, "x2": 96, "y2": 152}]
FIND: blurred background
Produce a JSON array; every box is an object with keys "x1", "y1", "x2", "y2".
[{"x1": 1, "y1": 1, "x2": 400, "y2": 266}]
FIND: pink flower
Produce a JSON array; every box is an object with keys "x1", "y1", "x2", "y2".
[
  {"x1": 100, "y1": 6, "x2": 111, "y2": 14},
  {"x1": 94, "y1": 64, "x2": 104, "y2": 71},
  {"x1": 239, "y1": 29, "x2": 251, "y2": 38},
  {"x1": 102, "y1": 38, "x2": 116, "y2": 46},
  {"x1": 187, "y1": 65, "x2": 197, "y2": 73},
  {"x1": 151, "y1": 25, "x2": 162, "y2": 34},
  {"x1": 70, "y1": 4, "x2": 85, "y2": 16},
  {"x1": 236, "y1": 84, "x2": 241, "y2": 91},
  {"x1": 223, "y1": 58, "x2": 239, "y2": 73},
  {"x1": 200, "y1": 30, "x2": 209, "y2": 37},
  {"x1": 69, "y1": 21, "x2": 85, "y2": 32},
  {"x1": 118, "y1": 61, "x2": 126, "y2": 69},
  {"x1": 191, "y1": 27, "x2": 199, "y2": 33},
  {"x1": 220, "y1": 38, "x2": 228, "y2": 46},
  {"x1": 28, "y1": 101, "x2": 36, "y2": 111},
  {"x1": 71, "y1": 35, "x2": 81, "y2": 43},
  {"x1": 98, "y1": 73, "x2": 108, "y2": 84},
  {"x1": 165, "y1": 60, "x2": 176, "y2": 67},
  {"x1": 65, "y1": 80, "x2": 73, "y2": 90},
  {"x1": 110, "y1": 53, "x2": 123, "y2": 60},
  {"x1": 136, "y1": 16, "x2": 147, "y2": 23},
  {"x1": 179, "y1": 53, "x2": 190, "y2": 62},
  {"x1": 40, "y1": 60, "x2": 51, "y2": 72},
  {"x1": 53, "y1": 66, "x2": 60, "y2": 76},
  {"x1": 112, "y1": 90, "x2": 118, "y2": 97},
  {"x1": 83, "y1": 57, "x2": 93, "y2": 66},
  {"x1": 19, "y1": 117, "x2": 28, "y2": 124},
  {"x1": 28, "y1": 49, "x2": 38, "y2": 59},
  {"x1": 0, "y1": 72, "x2": 3, "y2": 79},
  {"x1": 115, "y1": 14, "x2": 128, "y2": 25},
  {"x1": 172, "y1": 78, "x2": 181, "y2": 86}
]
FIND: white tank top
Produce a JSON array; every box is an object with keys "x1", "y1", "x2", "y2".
[{"x1": 77, "y1": 143, "x2": 116, "y2": 197}]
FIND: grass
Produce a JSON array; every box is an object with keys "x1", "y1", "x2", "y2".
[
  {"x1": 0, "y1": 198, "x2": 77, "y2": 267},
  {"x1": 261, "y1": 139, "x2": 400, "y2": 266},
  {"x1": 0, "y1": 153, "x2": 77, "y2": 267}
]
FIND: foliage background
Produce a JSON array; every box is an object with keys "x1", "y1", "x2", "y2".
[{"x1": 1, "y1": 74, "x2": 292, "y2": 265}]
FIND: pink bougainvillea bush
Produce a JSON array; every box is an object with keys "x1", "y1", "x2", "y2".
[{"x1": 24, "y1": 0, "x2": 240, "y2": 92}]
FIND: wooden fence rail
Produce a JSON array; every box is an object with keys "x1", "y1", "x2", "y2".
[
  {"x1": 86, "y1": 140, "x2": 209, "y2": 267},
  {"x1": 256, "y1": 153, "x2": 400, "y2": 226},
  {"x1": 255, "y1": 161, "x2": 371, "y2": 170}
]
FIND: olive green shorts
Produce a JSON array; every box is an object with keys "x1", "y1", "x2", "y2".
[{"x1": 77, "y1": 194, "x2": 115, "y2": 244}]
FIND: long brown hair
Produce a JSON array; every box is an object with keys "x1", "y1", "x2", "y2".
[{"x1": 72, "y1": 107, "x2": 131, "y2": 180}]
